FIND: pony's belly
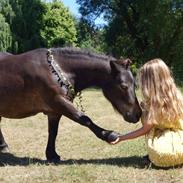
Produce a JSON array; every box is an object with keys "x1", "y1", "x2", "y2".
[
  {"x1": 0, "y1": 111, "x2": 39, "y2": 119},
  {"x1": 0, "y1": 92, "x2": 52, "y2": 119},
  {"x1": 0, "y1": 104, "x2": 52, "y2": 119}
]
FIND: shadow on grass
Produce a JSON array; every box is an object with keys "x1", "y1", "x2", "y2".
[
  {"x1": 0, "y1": 153, "x2": 182, "y2": 169},
  {"x1": 0, "y1": 153, "x2": 46, "y2": 166},
  {"x1": 65, "y1": 156, "x2": 152, "y2": 169},
  {"x1": 0, "y1": 152, "x2": 148, "y2": 168}
]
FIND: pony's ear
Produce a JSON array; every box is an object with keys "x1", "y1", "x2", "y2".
[
  {"x1": 110, "y1": 61, "x2": 120, "y2": 77},
  {"x1": 121, "y1": 58, "x2": 132, "y2": 69}
]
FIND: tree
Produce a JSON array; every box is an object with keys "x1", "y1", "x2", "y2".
[
  {"x1": 0, "y1": 0, "x2": 14, "y2": 51},
  {"x1": 76, "y1": 0, "x2": 183, "y2": 62},
  {"x1": 0, "y1": 13, "x2": 12, "y2": 51},
  {"x1": 5, "y1": 0, "x2": 47, "y2": 53},
  {"x1": 0, "y1": 0, "x2": 14, "y2": 24},
  {"x1": 76, "y1": 18, "x2": 106, "y2": 53},
  {"x1": 41, "y1": 0, "x2": 77, "y2": 47},
  {"x1": 77, "y1": 0, "x2": 183, "y2": 83}
]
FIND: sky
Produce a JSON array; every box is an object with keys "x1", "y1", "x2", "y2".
[
  {"x1": 45, "y1": 0, "x2": 106, "y2": 25},
  {"x1": 45, "y1": 0, "x2": 80, "y2": 16},
  {"x1": 61, "y1": 0, "x2": 106, "y2": 25},
  {"x1": 61, "y1": 0, "x2": 80, "y2": 18}
]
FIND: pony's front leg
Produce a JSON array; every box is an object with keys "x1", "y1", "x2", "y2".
[
  {"x1": 75, "y1": 114, "x2": 120, "y2": 142},
  {"x1": 46, "y1": 114, "x2": 61, "y2": 163},
  {"x1": 54, "y1": 96, "x2": 119, "y2": 143}
]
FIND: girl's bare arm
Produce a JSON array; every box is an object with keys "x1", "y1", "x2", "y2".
[{"x1": 111, "y1": 121, "x2": 153, "y2": 144}]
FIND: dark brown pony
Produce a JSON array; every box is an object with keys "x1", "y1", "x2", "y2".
[{"x1": 0, "y1": 48, "x2": 141, "y2": 162}]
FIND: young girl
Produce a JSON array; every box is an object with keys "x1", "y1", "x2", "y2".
[{"x1": 111, "y1": 58, "x2": 183, "y2": 167}]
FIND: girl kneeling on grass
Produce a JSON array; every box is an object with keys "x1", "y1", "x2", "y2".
[{"x1": 111, "y1": 58, "x2": 183, "y2": 167}]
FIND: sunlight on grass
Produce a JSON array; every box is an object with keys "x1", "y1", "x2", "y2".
[{"x1": 0, "y1": 89, "x2": 183, "y2": 183}]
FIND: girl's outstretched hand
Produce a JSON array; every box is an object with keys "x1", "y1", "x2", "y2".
[{"x1": 110, "y1": 137, "x2": 120, "y2": 145}]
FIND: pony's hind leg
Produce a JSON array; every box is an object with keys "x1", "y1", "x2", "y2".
[
  {"x1": 0, "y1": 117, "x2": 9, "y2": 153},
  {"x1": 46, "y1": 114, "x2": 61, "y2": 163}
]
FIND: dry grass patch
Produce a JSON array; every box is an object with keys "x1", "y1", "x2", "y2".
[{"x1": 0, "y1": 89, "x2": 182, "y2": 183}]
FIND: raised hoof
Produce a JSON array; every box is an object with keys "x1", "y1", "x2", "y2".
[
  {"x1": 0, "y1": 146, "x2": 10, "y2": 153},
  {"x1": 107, "y1": 131, "x2": 120, "y2": 143}
]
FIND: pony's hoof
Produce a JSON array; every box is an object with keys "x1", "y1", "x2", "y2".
[
  {"x1": 107, "y1": 131, "x2": 120, "y2": 143},
  {"x1": 47, "y1": 156, "x2": 66, "y2": 164},
  {"x1": 47, "y1": 158, "x2": 60, "y2": 164}
]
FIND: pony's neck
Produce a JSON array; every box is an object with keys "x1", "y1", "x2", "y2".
[
  {"x1": 54, "y1": 48, "x2": 114, "y2": 92},
  {"x1": 71, "y1": 60, "x2": 111, "y2": 92}
]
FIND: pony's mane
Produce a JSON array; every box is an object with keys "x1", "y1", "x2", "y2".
[{"x1": 52, "y1": 47, "x2": 116, "y2": 62}]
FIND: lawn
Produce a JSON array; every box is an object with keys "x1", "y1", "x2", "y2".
[{"x1": 0, "y1": 89, "x2": 183, "y2": 183}]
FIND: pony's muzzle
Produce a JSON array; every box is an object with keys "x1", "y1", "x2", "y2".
[{"x1": 124, "y1": 110, "x2": 142, "y2": 123}]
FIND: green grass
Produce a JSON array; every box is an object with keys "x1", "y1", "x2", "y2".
[{"x1": 0, "y1": 89, "x2": 183, "y2": 183}]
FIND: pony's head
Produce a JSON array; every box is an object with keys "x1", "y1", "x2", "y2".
[{"x1": 103, "y1": 58, "x2": 142, "y2": 123}]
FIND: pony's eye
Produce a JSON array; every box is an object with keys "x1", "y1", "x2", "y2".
[{"x1": 120, "y1": 84, "x2": 128, "y2": 90}]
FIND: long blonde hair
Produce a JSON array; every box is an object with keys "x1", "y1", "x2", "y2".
[{"x1": 139, "y1": 58, "x2": 183, "y2": 124}]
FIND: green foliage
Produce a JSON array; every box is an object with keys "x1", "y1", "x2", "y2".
[
  {"x1": 0, "y1": 0, "x2": 13, "y2": 51},
  {"x1": 77, "y1": 0, "x2": 183, "y2": 83},
  {"x1": 0, "y1": 0, "x2": 15, "y2": 23},
  {"x1": 0, "y1": 13, "x2": 12, "y2": 51},
  {"x1": 76, "y1": 18, "x2": 107, "y2": 53},
  {"x1": 8, "y1": 0, "x2": 46, "y2": 53},
  {"x1": 41, "y1": 0, "x2": 77, "y2": 47},
  {"x1": 0, "y1": 0, "x2": 77, "y2": 53}
]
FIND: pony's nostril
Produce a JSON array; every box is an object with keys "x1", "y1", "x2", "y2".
[
  {"x1": 126, "y1": 112, "x2": 131, "y2": 117},
  {"x1": 125, "y1": 112, "x2": 139, "y2": 123}
]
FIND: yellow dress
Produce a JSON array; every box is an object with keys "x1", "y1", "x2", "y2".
[{"x1": 146, "y1": 119, "x2": 183, "y2": 167}]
